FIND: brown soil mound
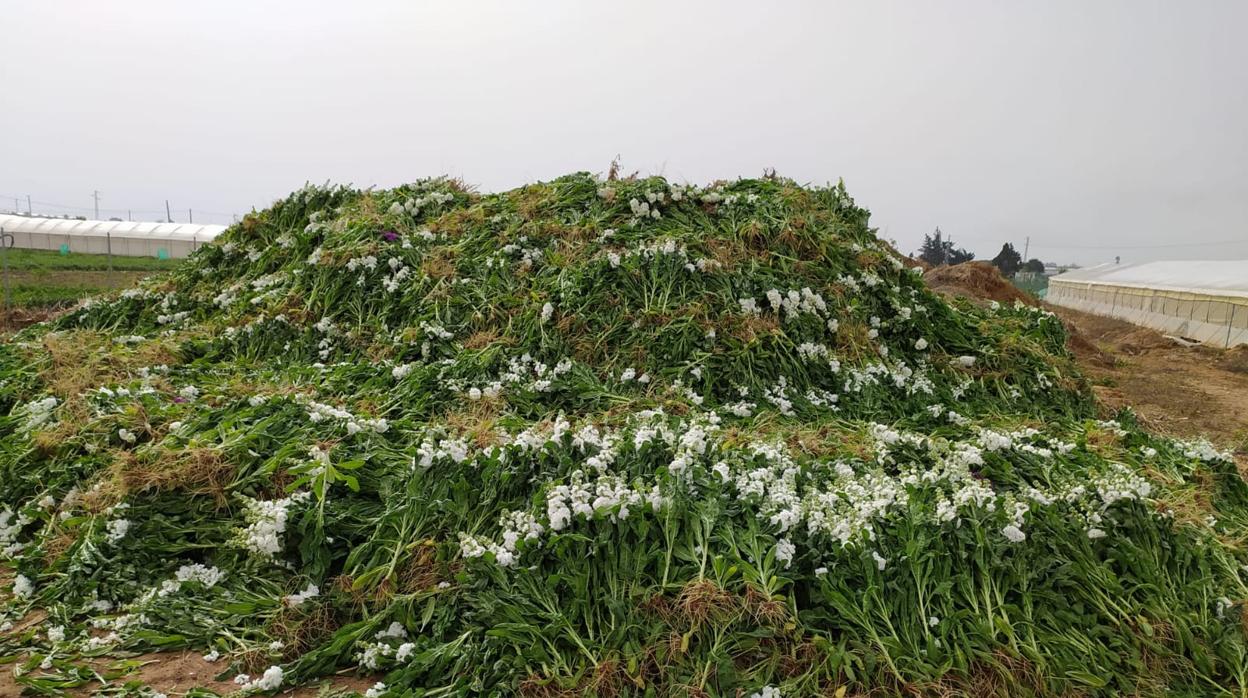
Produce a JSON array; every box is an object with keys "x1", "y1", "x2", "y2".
[
  {"x1": 1219, "y1": 345, "x2": 1248, "y2": 375},
  {"x1": 924, "y1": 262, "x2": 1037, "y2": 307}
]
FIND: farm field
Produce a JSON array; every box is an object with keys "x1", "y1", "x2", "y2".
[
  {"x1": 0, "y1": 250, "x2": 179, "y2": 328},
  {"x1": 0, "y1": 176, "x2": 1245, "y2": 697}
]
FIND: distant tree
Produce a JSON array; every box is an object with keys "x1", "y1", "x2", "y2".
[
  {"x1": 916, "y1": 229, "x2": 945, "y2": 266},
  {"x1": 991, "y1": 243, "x2": 1023, "y2": 276},
  {"x1": 917, "y1": 227, "x2": 975, "y2": 266},
  {"x1": 1023, "y1": 258, "x2": 1045, "y2": 274},
  {"x1": 948, "y1": 246, "x2": 975, "y2": 265}
]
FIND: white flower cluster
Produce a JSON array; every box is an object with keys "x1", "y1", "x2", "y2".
[
  {"x1": 544, "y1": 470, "x2": 665, "y2": 533},
  {"x1": 104, "y1": 508, "x2": 132, "y2": 545},
  {"x1": 740, "y1": 287, "x2": 830, "y2": 322},
  {"x1": 301, "y1": 397, "x2": 389, "y2": 435},
  {"x1": 1179, "y1": 439, "x2": 1233, "y2": 464},
  {"x1": 156, "y1": 564, "x2": 226, "y2": 597},
  {"x1": 414, "y1": 435, "x2": 470, "y2": 469},
  {"x1": 450, "y1": 352, "x2": 575, "y2": 400},
  {"x1": 239, "y1": 492, "x2": 311, "y2": 559},
  {"x1": 357, "y1": 621, "x2": 414, "y2": 670},
  {"x1": 284, "y1": 583, "x2": 320, "y2": 607},
  {"x1": 499, "y1": 237, "x2": 545, "y2": 271},
  {"x1": 602, "y1": 237, "x2": 719, "y2": 274},
  {"x1": 382, "y1": 257, "x2": 411, "y2": 293},
  {"x1": 12, "y1": 574, "x2": 34, "y2": 599},
  {"x1": 0, "y1": 507, "x2": 32, "y2": 557},
  {"x1": 388, "y1": 189, "x2": 455, "y2": 218},
  {"x1": 436, "y1": 413, "x2": 1169, "y2": 572},
  {"x1": 628, "y1": 195, "x2": 662, "y2": 222},
  {"x1": 345, "y1": 255, "x2": 379, "y2": 273},
  {"x1": 235, "y1": 665, "x2": 284, "y2": 692},
  {"x1": 18, "y1": 396, "x2": 58, "y2": 433}
]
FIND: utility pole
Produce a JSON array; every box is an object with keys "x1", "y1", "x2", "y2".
[
  {"x1": 166, "y1": 200, "x2": 172, "y2": 223},
  {"x1": 26, "y1": 195, "x2": 31, "y2": 215},
  {"x1": 12, "y1": 198, "x2": 17, "y2": 214},
  {"x1": 127, "y1": 210, "x2": 132, "y2": 222},
  {"x1": 188, "y1": 208, "x2": 193, "y2": 223},
  {"x1": 93, "y1": 190, "x2": 101, "y2": 220},
  {"x1": 1023, "y1": 236, "x2": 1030, "y2": 262}
]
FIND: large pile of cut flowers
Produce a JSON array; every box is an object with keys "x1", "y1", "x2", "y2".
[{"x1": 0, "y1": 173, "x2": 1245, "y2": 696}]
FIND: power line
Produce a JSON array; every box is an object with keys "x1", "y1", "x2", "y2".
[
  {"x1": 1027, "y1": 238, "x2": 1248, "y2": 251},
  {"x1": 0, "y1": 190, "x2": 242, "y2": 224},
  {"x1": 933, "y1": 230, "x2": 1248, "y2": 252}
]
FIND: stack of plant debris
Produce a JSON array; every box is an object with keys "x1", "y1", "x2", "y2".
[{"x1": 0, "y1": 173, "x2": 1244, "y2": 696}]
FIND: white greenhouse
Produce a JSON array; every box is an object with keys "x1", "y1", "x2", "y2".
[
  {"x1": 1047, "y1": 260, "x2": 1248, "y2": 348},
  {"x1": 0, "y1": 214, "x2": 226, "y2": 259}
]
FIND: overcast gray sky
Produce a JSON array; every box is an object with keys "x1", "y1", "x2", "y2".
[{"x1": 2, "y1": 1, "x2": 1245, "y2": 265}]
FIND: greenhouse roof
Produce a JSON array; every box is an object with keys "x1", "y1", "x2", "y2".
[
  {"x1": 0, "y1": 214, "x2": 226, "y2": 242},
  {"x1": 1052, "y1": 260, "x2": 1248, "y2": 299}
]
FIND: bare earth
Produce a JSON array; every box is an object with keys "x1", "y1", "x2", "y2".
[{"x1": 1057, "y1": 304, "x2": 1248, "y2": 453}]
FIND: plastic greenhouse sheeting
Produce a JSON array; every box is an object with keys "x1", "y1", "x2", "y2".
[
  {"x1": 1048, "y1": 260, "x2": 1248, "y2": 348},
  {"x1": 0, "y1": 214, "x2": 226, "y2": 259}
]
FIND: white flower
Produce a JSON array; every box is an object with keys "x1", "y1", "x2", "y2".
[
  {"x1": 118, "y1": 428, "x2": 137, "y2": 444},
  {"x1": 540, "y1": 302, "x2": 554, "y2": 323},
  {"x1": 392, "y1": 363, "x2": 414, "y2": 380},
  {"x1": 284, "y1": 583, "x2": 320, "y2": 607},
  {"x1": 872, "y1": 550, "x2": 888, "y2": 571},
  {"x1": 1086, "y1": 527, "x2": 1106, "y2": 539},
  {"x1": 365, "y1": 682, "x2": 388, "y2": 698},
  {"x1": 253, "y1": 665, "x2": 284, "y2": 691},
  {"x1": 928, "y1": 616, "x2": 940, "y2": 627},
  {"x1": 12, "y1": 574, "x2": 34, "y2": 599},
  {"x1": 203, "y1": 649, "x2": 221, "y2": 662},
  {"x1": 105, "y1": 518, "x2": 131, "y2": 544},
  {"x1": 47, "y1": 625, "x2": 65, "y2": 643},
  {"x1": 774, "y1": 538, "x2": 795, "y2": 568},
  {"x1": 914, "y1": 338, "x2": 929, "y2": 351},
  {"x1": 240, "y1": 493, "x2": 310, "y2": 560},
  {"x1": 1001, "y1": 524, "x2": 1026, "y2": 543}
]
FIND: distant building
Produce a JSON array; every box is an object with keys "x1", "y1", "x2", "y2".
[{"x1": 1048, "y1": 261, "x2": 1248, "y2": 347}]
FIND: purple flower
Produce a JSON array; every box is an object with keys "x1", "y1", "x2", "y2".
[
  {"x1": 381, "y1": 230, "x2": 399, "y2": 242},
  {"x1": 173, "y1": 396, "x2": 187, "y2": 403}
]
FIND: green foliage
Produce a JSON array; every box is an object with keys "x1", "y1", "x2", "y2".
[
  {"x1": 0, "y1": 174, "x2": 1244, "y2": 697},
  {"x1": 916, "y1": 227, "x2": 974, "y2": 267},
  {"x1": 992, "y1": 243, "x2": 1023, "y2": 276}
]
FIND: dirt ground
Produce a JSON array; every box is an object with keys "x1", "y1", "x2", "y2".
[
  {"x1": 0, "y1": 647, "x2": 379, "y2": 697},
  {"x1": 1057, "y1": 304, "x2": 1248, "y2": 451}
]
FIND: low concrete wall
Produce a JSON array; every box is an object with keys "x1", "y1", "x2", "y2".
[
  {"x1": 4, "y1": 230, "x2": 203, "y2": 259},
  {"x1": 1048, "y1": 280, "x2": 1248, "y2": 348}
]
